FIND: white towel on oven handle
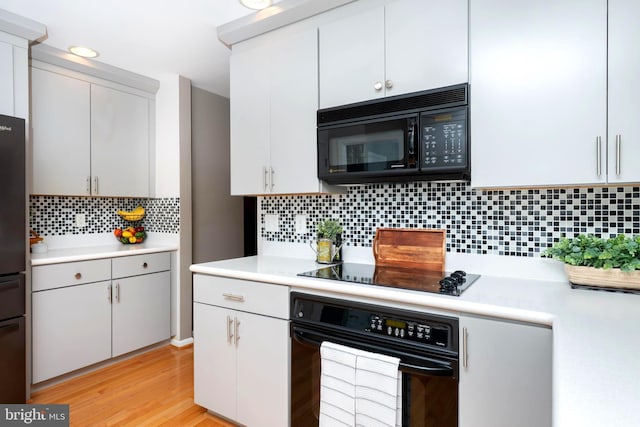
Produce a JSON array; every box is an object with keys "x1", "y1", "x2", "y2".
[
  {"x1": 319, "y1": 341, "x2": 357, "y2": 427},
  {"x1": 355, "y1": 350, "x2": 402, "y2": 427},
  {"x1": 319, "y1": 341, "x2": 402, "y2": 427}
]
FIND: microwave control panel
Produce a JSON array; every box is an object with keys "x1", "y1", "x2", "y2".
[{"x1": 420, "y1": 108, "x2": 468, "y2": 171}]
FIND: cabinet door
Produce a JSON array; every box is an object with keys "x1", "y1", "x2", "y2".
[
  {"x1": 31, "y1": 68, "x2": 91, "y2": 196},
  {"x1": 385, "y1": 0, "x2": 468, "y2": 96},
  {"x1": 0, "y1": 41, "x2": 14, "y2": 116},
  {"x1": 229, "y1": 41, "x2": 270, "y2": 195},
  {"x1": 319, "y1": 6, "x2": 385, "y2": 108},
  {"x1": 193, "y1": 303, "x2": 237, "y2": 420},
  {"x1": 608, "y1": 0, "x2": 640, "y2": 183},
  {"x1": 111, "y1": 271, "x2": 170, "y2": 357},
  {"x1": 236, "y1": 311, "x2": 289, "y2": 427},
  {"x1": 470, "y1": 0, "x2": 607, "y2": 188},
  {"x1": 91, "y1": 85, "x2": 150, "y2": 197},
  {"x1": 269, "y1": 28, "x2": 321, "y2": 195},
  {"x1": 459, "y1": 315, "x2": 552, "y2": 427},
  {"x1": 32, "y1": 281, "x2": 112, "y2": 383}
]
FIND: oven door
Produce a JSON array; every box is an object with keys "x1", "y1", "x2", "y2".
[
  {"x1": 290, "y1": 324, "x2": 458, "y2": 427},
  {"x1": 317, "y1": 114, "x2": 418, "y2": 184}
]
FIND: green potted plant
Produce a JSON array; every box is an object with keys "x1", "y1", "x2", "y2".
[
  {"x1": 311, "y1": 219, "x2": 344, "y2": 263},
  {"x1": 542, "y1": 234, "x2": 640, "y2": 290}
]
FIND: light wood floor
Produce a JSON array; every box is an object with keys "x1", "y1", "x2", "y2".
[{"x1": 29, "y1": 345, "x2": 236, "y2": 427}]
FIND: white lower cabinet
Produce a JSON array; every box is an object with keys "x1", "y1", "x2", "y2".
[
  {"x1": 459, "y1": 315, "x2": 552, "y2": 427},
  {"x1": 193, "y1": 275, "x2": 289, "y2": 427},
  {"x1": 32, "y1": 252, "x2": 171, "y2": 383},
  {"x1": 32, "y1": 281, "x2": 112, "y2": 383},
  {"x1": 112, "y1": 271, "x2": 170, "y2": 357}
]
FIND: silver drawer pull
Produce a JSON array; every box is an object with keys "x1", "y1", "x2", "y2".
[
  {"x1": 74, "y1": 273, "x2": 82, "y2": 280},
  {"x1": 222, "y1": 293, "x2": 245, "y2": 302}
]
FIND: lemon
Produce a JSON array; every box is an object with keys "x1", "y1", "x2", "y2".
[{"x1": 122, "y1": 231, "x2": 133, "y2": 238}]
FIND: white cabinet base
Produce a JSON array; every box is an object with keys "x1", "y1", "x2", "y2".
[
  {"x1": 459, "y1": 315, "x2": 552, "y2": 427},
  {"x1": 32, "y1": 281, "x2": 112, "y2": 383}
]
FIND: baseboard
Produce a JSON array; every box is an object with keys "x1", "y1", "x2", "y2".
[{"x1": 171, "y1": 337, "x2": 194, "y2": 347}]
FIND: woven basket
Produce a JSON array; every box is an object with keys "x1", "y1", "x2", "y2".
[
  {"x1": 118, "y1": 212, "x2": 144, "y2": 221},
  {"x1": 565, "y1": 264, "x2": 640, "y2": 291}
]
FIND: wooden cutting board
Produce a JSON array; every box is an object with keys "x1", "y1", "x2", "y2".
[{"x1": 373, "y1": 228, "x2": 446, "y2": 271}]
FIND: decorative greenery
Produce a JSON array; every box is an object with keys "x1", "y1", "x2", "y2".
[
  {"x1": 542, "y1": 234, "x2": 640, "y2": 272},
  {"x1": 316, "y1": 219, "x2": 343, "y2": 243}
]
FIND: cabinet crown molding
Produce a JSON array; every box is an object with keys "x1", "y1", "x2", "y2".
[
  {"x1": 0, "y1": 8, "x2": 46, "y2": 42},
  {"x1": 31, "y1": 43, "x2": 160, "y2": 95},
  {"x1": 217, "y1": 0, "x2": 356, "y2": 46}
]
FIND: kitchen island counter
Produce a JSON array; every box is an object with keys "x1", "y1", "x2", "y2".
[{"x1": 191, "y1": 255, "x2": 640, "y2": 427}]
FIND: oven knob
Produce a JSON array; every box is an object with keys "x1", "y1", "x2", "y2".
[
  {"x1": 387, "y1": 326, "x2": 392, "y2": 335},
  {"x1": 394, "y1": 328, "x2": 400, "y2": 337},
  {"x1": 450, "y1": 271, "x2": 466, "y2": 284},
  {"x1": 400, "y1": 329, "x2": 405, "y2": 338},
  {"x1": 298, "y1": 311, "x2": 304, "y2": 318}
]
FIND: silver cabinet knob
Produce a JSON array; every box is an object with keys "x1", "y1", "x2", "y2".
[
  {"x1": 374, "y1": 81, "x2": 383, "y2": 91},
  {"x1": 385, "y1": 80, "x2": 393, "y2": 89}
]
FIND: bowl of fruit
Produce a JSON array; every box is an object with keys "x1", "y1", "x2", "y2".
[{"x1": 114, "y1": 226, "x2": 146, "y2": 244}]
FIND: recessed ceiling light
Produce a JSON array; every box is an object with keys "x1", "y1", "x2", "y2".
[
  {"x1": 68, "y1": 46, "x2": 99, "y2": 58},
  {"x1": 239, "y1": 0, "x2": 272, "y2": 10}
]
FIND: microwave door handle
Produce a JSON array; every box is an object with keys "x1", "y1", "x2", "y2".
[{"x1": 407, "y1": 118, "x2": 416, "y2": 156}]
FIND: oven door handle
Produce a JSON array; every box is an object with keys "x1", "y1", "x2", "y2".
[{"x1": 292, "y1": 325, "x2": 454, "y2": 377}]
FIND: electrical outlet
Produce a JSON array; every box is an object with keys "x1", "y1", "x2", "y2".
[
  {"x1": 75, "y1": 213, "x2": 86, "y2": 227},
  {"x1": 295, "y1": 214, "x2": 307, "y2": 234},
  {"x1": 265, "y1": 214, "x2": 279, "y2": 232}
]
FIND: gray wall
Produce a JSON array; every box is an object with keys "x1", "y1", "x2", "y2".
[{"x1": 191, "y1": 87, "x2": 244, "y2": 263}]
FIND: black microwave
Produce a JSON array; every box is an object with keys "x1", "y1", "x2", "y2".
[{"x1": 317, "y1": 84, "x2": 470, "y2": 184}]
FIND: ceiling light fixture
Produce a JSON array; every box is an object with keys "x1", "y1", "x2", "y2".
[
  {"x1": 68, "y1": 46, "x2": 99, "y2": 58},
  {"x1": 239, "y1": 0, "x2": 272, "y2": 10}
]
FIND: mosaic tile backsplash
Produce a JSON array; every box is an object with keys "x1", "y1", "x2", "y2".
[
  {"x1": 260, "y1": 182, "x2": 640, "y2": 257},
  {"x1": 30, "y1": 196, "x2": 180, "y2": 235}
]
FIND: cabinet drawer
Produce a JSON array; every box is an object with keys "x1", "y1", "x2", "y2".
[
  {"x1": 112, "y1": 252, "x2": 171, "y2": 278},
  {"x1": 32, "y1": 259, "x2": 111, "y2": 292},
  {"x1": 193, "y1": 275, "x2": 289, "y2": 319}
]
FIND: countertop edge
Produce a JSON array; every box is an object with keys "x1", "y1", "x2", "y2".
[
  {"x1": 189, "y1": 264, "x2": 555, "y2": 327},
  {"x1": 32, "y1": 244, "x2": 179, "y2": 266}
]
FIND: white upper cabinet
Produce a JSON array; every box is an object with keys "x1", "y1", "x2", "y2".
[
  {"x1": 470, "y1": 0, "x2": 640, "y2": 188},
  {"x1": 230, "y1": 26, "x2": 328, "y2": 195},
  {"x1": 319, "y1": 0, "x2": 468, "y2": 108},
  {"x1": 30, "y1": 49, "x2": 157, "y2": 197},
  {"x1": 319, "y1": 6, "x2": 386, "y2": 108},
  {"x1": 91, "y1": 85, "x2": 150, "y2": 197},
  {"x1": 608, "y1": 0, "x2": 640, "y2": 184},
  {"x1": 31, "y1": 68, "x2": 91, "y2": 196},
  {"x1": 31, "y1": 67, "x2": 153, "y2": 197},
  {"x1": 229, "y1": 33, "x2": 271, "y2": 196}
]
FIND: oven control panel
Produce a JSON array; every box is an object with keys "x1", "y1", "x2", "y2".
[{"x1": 369, "y1": 315, "x2": 449, "y2": 348}]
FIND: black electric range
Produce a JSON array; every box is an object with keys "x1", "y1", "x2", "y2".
[{"x1": 298, "y1": 262, "x2": 480, "y2": 296}]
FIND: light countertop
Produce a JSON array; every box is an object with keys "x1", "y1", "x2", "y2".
[
  {"x1": 190, "y1": 255, "x2": 640, "y2": 427},
  {"x1": 31, "y1": 241, "x2": 178, "y2": 265}
]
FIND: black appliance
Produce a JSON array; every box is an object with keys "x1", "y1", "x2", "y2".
[
  {"x1": 298, "y1": 263, "x2": 480, "y2": 296},
  {"x1": 317, "y1": 84, "x2": 469, "y2": 184},
  {"x1": 0, "y1": 114, "x2": 26, "y2": 404},
  {"x1": 290, "y1": 292, "x2": 459, "y2": 426}
]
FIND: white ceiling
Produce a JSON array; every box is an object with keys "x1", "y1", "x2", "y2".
[{"x1": 0, "y1": 0, "x2": 281, "y2": 97}]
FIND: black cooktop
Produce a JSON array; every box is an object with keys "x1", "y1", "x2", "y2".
[{"x1": 298, "y1": 263, "x2": 480, "y2": 296}]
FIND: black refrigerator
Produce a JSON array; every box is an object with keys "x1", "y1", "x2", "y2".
[{"x1": 0, "y1": 114, "x2": 26, "y2": 403}]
